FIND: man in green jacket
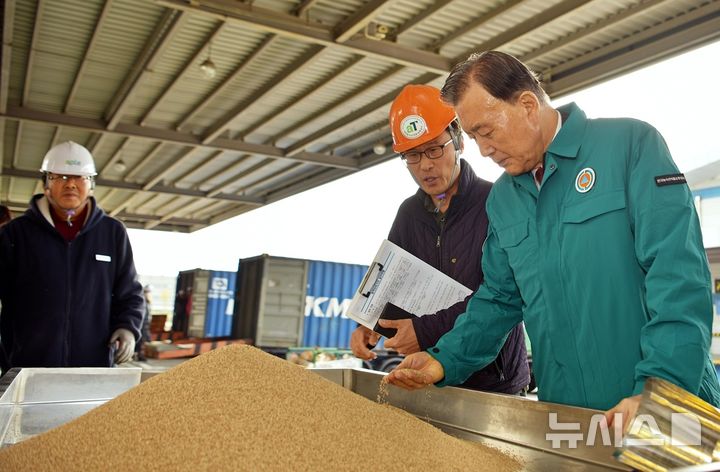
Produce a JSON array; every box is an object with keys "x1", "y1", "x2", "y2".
[{"x1": 387, "y1": 51, "x2": 720, "y2": 431}]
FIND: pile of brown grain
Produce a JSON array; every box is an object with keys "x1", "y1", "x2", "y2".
[{"x1": 0, "y1": 345, "x2": 522, "y2": 471}]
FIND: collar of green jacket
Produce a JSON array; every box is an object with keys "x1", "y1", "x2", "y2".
[{"x1": 548, "y1": 102, "x2": 587, "y2": 159}]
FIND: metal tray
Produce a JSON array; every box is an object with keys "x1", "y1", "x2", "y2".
[
  {"x1": 313, "y1": 368, "x2": 631, "y2": 471},
  {"x1": 0, "y1": 367, "x2": 141, "y2": 447},
  {"x1": 0, "y1": 364, "x2": 631, "y2": 470}
]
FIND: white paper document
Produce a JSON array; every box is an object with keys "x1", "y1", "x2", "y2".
[{"x1": 347, "y1": 240, "x2": 473, "y2": 331}]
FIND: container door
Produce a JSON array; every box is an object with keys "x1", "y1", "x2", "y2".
[
  {"x1": 172, "y1": 270, "x2": 196, "y2": 336},
  {"x1": 255, "y1": 258, "x2": 308, "y2": 347},
  {"x1": 203, "y1": 270, "x2": 237, "y2": 338},
  {"x1": 187, "y1": 270, "x2": 210, "y2": 338},
  {"x1": 303, "y1": 261, "x2": 368, "y2": 348}
]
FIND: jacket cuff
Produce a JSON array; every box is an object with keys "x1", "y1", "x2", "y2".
[
  {"x1": 632, "y1": 378, "x2": 647, "y2": 396},
  {"x1": 426, "y1": 345, "x2": 456, "y2": 387},
  {"x1": 412, "y1": 316, "x2": 434, "y2": 351}
]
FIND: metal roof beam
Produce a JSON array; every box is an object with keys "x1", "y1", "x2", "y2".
[
  {"x1": 87, "y1": 133, "x2": 106, "y2": 155},
  {"x1": 21, "y1": 0, "x2": 45, "y2": 106},
  {"x1": 1, "y1": 167, "x2": 265, "y2": 206},
  {"x1": 142, "y1": 146, "x2": 197, "y2": 190},
  {"x1": 1, "y1": 0, "x2": 16, "y2": 114},
  {"x1": 97, "y1": 187, "x2": 117, "y2": 207},
  {"x1": 64, "y1": 0, "x2": 114, "y2": 112},
  {"x1": 452, "y1": 0, "x2": 594, "y2": 62},
  {"x1": 145, "y1": 198, "x2": 212, "y2": 230},
  {"x1": 285, "y1": 72, "x2": 439, "y2": 156},
  {"x1": 293, "y1": 0, "x2": 320, "y2": 17},
  {"x1": 207, "y1": 204, "x2": 253, "y2": 226},
  {"x1": 0, "y1": 119, "x2": 6, "y2": 168},
  {"x1": 241, "y1": 162, "x2": 303, "y2": 193},
  {"x1": 239, "y1": 54, "x2": 365, "y2": 140},
  {"x1": 191, "y1": 199, "x2": 232, "y2": 218},
  {"x1": 387, "y1": 0, "x2": 454, "y2": 40},
  {"x1": 104, "y1": 10, "x2": 186, "y2": 130},
  {"x1": 201, "y1": 45, "x2": 326, "y2": 144},
  {"x1": 190, "y1": 200, "x2": 235, "y2": 223},
  {"x1": 544, "y1": 4, "x2": 720, "y2": 97},
  {"x1": 140, "y1": 21, "x2": 228, "y2": 127},
  {"x1": 328, "y1": 122, "x2": 388, "y2": 153},
  {"x1": 270, "y1": 64, "x2": 405, "y2": 142},
  {"x1": 50, "y1": 126, "x2": 62, "y2": 147},
  {"x1": 3, "y1": 106, "x2": 361, "y2": 169},
  {"x1": 124, "y1": 142, "x2": 164, "y2": 181},
  {"x1": 157, "y1": 0, "x2": 450, "y2": 74},
  {"x1": 195, "y1": 155, "x2": 250, "y2": 191},
  {"x1": 109, "y1": 193, "x2": 143, "y2": 217},
  {"x1": 109, "y1": 193, "x2": 142, "y2": 217},
  {"x1": 118, "y1": 211, "x2": 207, "y2": 228},
  {"x1": 12, "y1": 122, "x2": 23, "y2": 168},
  {"x1": 334, "y1": 0, "x2": 394, "y2": 43},
  {"x1": 176, "y1": 34, "x2": 277, "y2": 131},
  {"x1": 205, "y1": 159, "x2": 273, "y2": 198},
  {"x1": 99, "y1": 136, "x2": 131, "y2": 176},
  {"x1": 175, "y1": 150, "x2": 226, "y2": 184},
  {"x1": 430, "y1": 0, "x2": 525, "y2": 50},
  {"x1": 264, "y1": 167, "x2": 351, "y2": 203},
  {"x1": 519, "y1": 0, "x2": 669, "y2": 64}
]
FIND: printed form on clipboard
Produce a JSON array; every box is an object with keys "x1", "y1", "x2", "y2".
[{"x1": 347, "y1": 240, "x2": 473, "y2": 338}]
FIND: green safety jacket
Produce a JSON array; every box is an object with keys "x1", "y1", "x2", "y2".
[{"x1": 431, "y1": 102, "x2": 720, "y2": 410}]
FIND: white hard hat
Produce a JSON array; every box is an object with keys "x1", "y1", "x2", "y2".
[{"x1": 40, "y1": 141, "x2": 97, "y2": 176}]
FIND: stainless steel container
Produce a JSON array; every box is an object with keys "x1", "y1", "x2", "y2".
[{"x1": 0, "y1": 367, "x2": 141, "y2": 447}]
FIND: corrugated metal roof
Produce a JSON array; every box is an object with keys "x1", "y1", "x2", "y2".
[{"x1": 2, "y1": 0, "x2": 718, "y2": 232}]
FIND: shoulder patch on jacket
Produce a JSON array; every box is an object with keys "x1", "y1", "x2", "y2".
[{"x1": 655, "y1": 174, "x2": 686, "y2": 187}]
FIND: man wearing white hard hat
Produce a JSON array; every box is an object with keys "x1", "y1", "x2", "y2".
[{"x1": 0, "y1": 141, "x2": 143, "y2": 372}]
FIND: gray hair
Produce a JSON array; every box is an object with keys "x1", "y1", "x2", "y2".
[{"x1": 441, "y1": 51, "x2": 547, "y2": 106}]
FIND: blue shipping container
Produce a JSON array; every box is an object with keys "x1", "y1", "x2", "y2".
[
  {"x1": 303, "y1": 261, "x2": 368, "y2": 348},
  {"x1": 203, "y1": 270, "x2": 237, "y2": 338}
]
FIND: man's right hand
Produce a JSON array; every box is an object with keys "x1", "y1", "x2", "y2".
[
  {"x1": 386, "y1": 352, "x2": 444, "y2": 390},
  {"x1": 350, "y1": 325, "x2": 380, "y2": 360}
]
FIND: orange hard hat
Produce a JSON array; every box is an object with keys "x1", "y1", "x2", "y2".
[{"x1": 389, "y1": 84, "x2": 456, "y2": 153}]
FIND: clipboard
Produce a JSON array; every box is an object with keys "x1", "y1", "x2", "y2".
[
  {"x1": 346, "y1": 240, "x2": 472, "y2": 335},
  {"x1": 357, "y1": 261, "x2": 384, "y2": 298}
]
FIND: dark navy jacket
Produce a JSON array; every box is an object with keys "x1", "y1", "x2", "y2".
[
  {"x1": 388, "y1": 160, "x2": 529, "y2": 393},
  {"x1": 0, "y1": 195, "x2": 143, "y2": 371}
]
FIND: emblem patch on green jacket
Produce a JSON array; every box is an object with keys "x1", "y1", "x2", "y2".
[{"x1": 575, "y1": 168, "x2": 595, "y2": 193}]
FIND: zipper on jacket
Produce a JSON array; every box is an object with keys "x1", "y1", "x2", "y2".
[
  {"x1": 436, "y1": 215, "x2": 446, "y2": 269},
  {"x1": 64, "y1": 240, "x2": 72, "y2": 366}
]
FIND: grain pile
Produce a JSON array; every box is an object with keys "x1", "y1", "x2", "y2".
[{"x1": 0, "y1": 345, "x2": 522, "y2": 471}]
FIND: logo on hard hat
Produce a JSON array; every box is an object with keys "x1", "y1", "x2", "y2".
[
  {"x1": 400, "y1": 115, "x2": 427, "y2": 140},
  {"x1": 66, "y1": 159, "x2": 81, "y2": 167}
]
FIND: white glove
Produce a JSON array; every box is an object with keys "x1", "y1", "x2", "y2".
[{"x1": 109, "y1": 328, "x2": 135, "y2": 364}]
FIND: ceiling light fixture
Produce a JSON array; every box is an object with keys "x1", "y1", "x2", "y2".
[
  {"x1": 373, "y1": 142, "x2": 387, "y2": 155},
  {"x1": 200, "y1": 41, "x2": 217, "y2": 79},
  {"x1": 114, "y1": 160, "x2": 127, "y2": 173}
]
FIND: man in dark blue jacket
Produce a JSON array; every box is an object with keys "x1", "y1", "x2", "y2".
[
  {"x1": 0, "y1": 141, "x2": 143, "y2": 373},
  {"x1": 350, "y1": 85, "x2": 529, "y2": 394}
]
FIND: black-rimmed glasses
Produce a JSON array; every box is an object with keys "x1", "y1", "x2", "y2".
[
  {"x1": 401, "y1": 139, "x2": 453, "y2": 165},
  {"x1": 47, "y1": 174, "x2": 94, "y2": 183}
]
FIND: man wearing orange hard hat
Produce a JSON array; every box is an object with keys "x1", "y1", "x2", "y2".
[{"x1": 350, "y1": 84, "x2": 530, "y2": 394}]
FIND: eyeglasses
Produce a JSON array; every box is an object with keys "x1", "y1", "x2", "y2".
[
  {"x1": 401, "y1": 139, "x2": 453, "y2": 165},
  {"x1": 47, "y1": 174, "x2": 94, "y2": 183}
]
